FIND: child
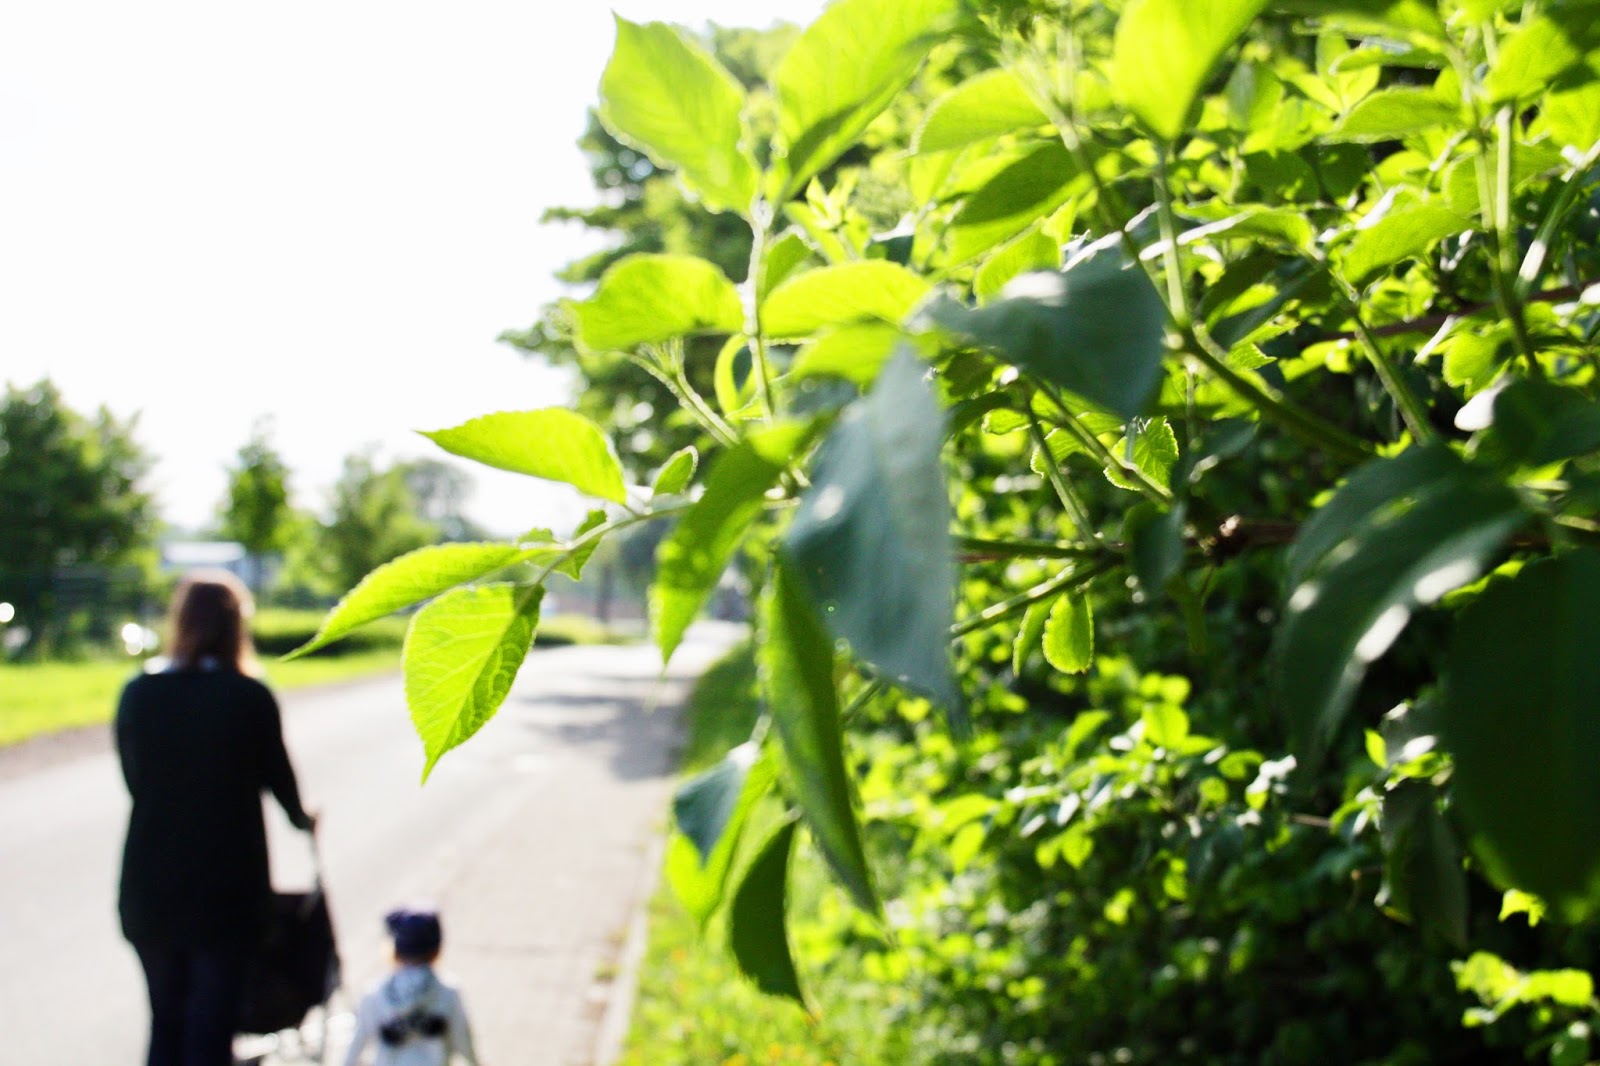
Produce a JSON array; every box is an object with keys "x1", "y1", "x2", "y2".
[{"x1": 342, "y1": 905, "x2": 480, "y2": 1066}]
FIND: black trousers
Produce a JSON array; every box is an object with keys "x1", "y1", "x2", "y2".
[{"x1": 133, "y1": 941, "x2": 250, "y2": 1066}]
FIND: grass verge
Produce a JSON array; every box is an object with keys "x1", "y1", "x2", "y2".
[
  {"x1": 616, "y1": 641, "x2": 906, "y2": 1066},
  {"x1": 0, "y1": 610, "x2": 627, "y2": 748}
]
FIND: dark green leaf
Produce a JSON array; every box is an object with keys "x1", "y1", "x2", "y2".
[
  {"x1": 1277, "y1": 459, "x2": 1527, "y2": 759},
  {"x1": 1491, "y1": 379, "x2": 1600, "y2": 466},
  {"x1": 1111, "y1": 0, "x2": 1271, "y2": 141},
  {"x1": 651, "y1": 424, "x2": 810, "y2": 665},
  {"x1": 772, "y1": 0, "x2": 951, "y2": 200},
  {"x1": 729, "y1": 818, "x2": 805, "y2": 1003},
  {"x1": 567, "y1": 254, "x2": 743, "y2": 353},
  {"x1": 405, "y1": 584, "x2": 544, "y2": 781},
  {"x1": 599, "y1": 18, "x2": 757, "y2": 213},
  {"x1": 1380, "y1": 780, "x2": 1468, "y2": 947},
  {"x1": 1443, "y1": 551, "x2": 1600, "y2": 921},
  {"x1": 763, "y1": 561, "x2": 879, "y2": 915},
  {"x1": 1126, "y1": 502, "x2": 1186, "y2": 596},
  {"x1": 785, "y1": 350, "x2": 957, "y2": 709},
  {"x1": 420, "y1": 409, "x2": 627, "y2": 505},
  {"x1": 668, "y1": 743, "x2": 777, "y2": 924},
  {"x1": 288, "y1": 542, "x2": 536, "y2": 659},
  {"x1": 924, "y1": 245, "x2": 1167, "y2": 420},
  {"x1": 915, "y1": 68, "x2": 1050, "y2": 153}
]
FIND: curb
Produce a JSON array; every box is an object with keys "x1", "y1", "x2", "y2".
[{"x1": 591, "y1": 829, "x2": 668, "y2": 1065}]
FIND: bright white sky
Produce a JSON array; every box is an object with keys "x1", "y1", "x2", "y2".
[{"x1": 1, "y1": 0, "x2": 825, "y2": 537}]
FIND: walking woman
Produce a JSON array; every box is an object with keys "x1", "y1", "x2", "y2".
[{"x1": 115, "y1": 570, "x2": 317, "y2": 1066}]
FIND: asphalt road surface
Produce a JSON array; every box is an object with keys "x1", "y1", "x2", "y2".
[{"x1": 1, "y1": 622, "x2": 737, "y2": 1065}]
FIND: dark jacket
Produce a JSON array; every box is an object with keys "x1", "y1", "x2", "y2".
[{"x1": 115, "y1": 667, "x2": 312, "y2": 946}]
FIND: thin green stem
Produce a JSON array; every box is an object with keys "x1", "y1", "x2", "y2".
[
  {"x1": 1320, "y1": 272, "x2": 1438, "y2": 443},
  {"x1": 1492, "y1": 106, "x2": 1542, "y2": 375},
  {"x1": 1153, "y1": 146, "x2": 1193, "y2": 329},
  {"x1": 746, "y1": 211, "x2": 780, "y2": 419},
  {"x1": 529, "y1": 500, "x2": 693, "y2": 588},
  {"x1": 634, "y1": 352, "x2": 740, "y2": 449},
  {"x1": 950, "y1": 559, "x2": 1115, "y2": 639},
  {"x1": 1036, "y1": 383, "x2": 1175, "y2": 504},
  {"x1": 1026, "y1": 409, "x2": 1098, "y2": 532},
  {"x1": 957, "y1": 536, "x2": 1108, "y2": 561}
]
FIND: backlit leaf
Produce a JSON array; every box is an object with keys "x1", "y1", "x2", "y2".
[
  {"x1": 1112, "y1": 0, "x2": 1271, "y2": 141},
  {"x1": 568, "y1": 254, "x2": 743, "y2": 353},
  {"x1": 421, "y1": 409, "x2": 627, "y2": 505},
  {"x1": 1329, "y1": 88, "x2": 1460, "y2": 141},
  {"x1": 915, "y1": 68, "x2": 1050, "y2": 153},
  {"x1": 1043, "y1": 594, "x2": 1094, "y2": 674},
  {"x1": 789, "y1": 324, "x2": 903, "y2": 386},
  {"x1": 946, "y1": 142, "x2": 1086, "y2": 265},
  {"x1": 1338, "y1": 203, "x2": 1470, "y2": 284},
  {"x1": 599, "y1": 18, "x2": 757, "y2": 213},
  {"x1": 288, "y1": 542, "x2": 534, "y2": 659},
  {"x1": 404, "y1": 584, "x2": 544, "y2": 781},
  {"x1": 762, "y1": 262, "x2": 930, "y2": 339},
  {"x1": 668, "y1": 743, "x2": 777, "y2": 924},
  {"x1": 651, "y1": 447, "x2": 698, "y2": 499}
]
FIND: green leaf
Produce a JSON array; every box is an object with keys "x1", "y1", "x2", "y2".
[
  {"x1": 946, "y1": 142, "x2": 1086, "y2": 265},
  {"x1": 1179, "y1": 208, "x2": 1315, "y2": 251},
  {"x1": 420, "y1": 409, "x2": 627, "y2": 505},
  {"x1": 1545, "y1": 62, "x2": 1600, "y2": 152},
  {"x1": 567, "y1": 254, "x2": 743, "y2": 353},
  {"x1": 1286, "y1": 443, "x2": 1464, "y2": 588},
  {"x1": 915, "y1": 68, "x2": 1050, "y2": 153},
  {"x1": 1126, "y1": 502, "x2": 1186, "y2": 596},
  {"x1": 1484, "y1": 17, "x2": 1588, "y2": 105},
  {"x1": 1043, "y1": 594, "x2": 1094, "y2": 674},
  {"x1": 598, "y1": 18, "x2": 757, "y2": 214},
  {"x1": 404, "y1": 584, "x2": 544, "y2": 781},
  {"x1": 763, "y1": 562, "x2": 880, "y2": 915},
  {"x1": 1111, "y1": 0, "x2": 1271, "y2": 141},
  {"x1": 287, "y1": 542, "x2": 532, "y2": 658},
  {"x1": 1380, "y1": 780, "x2": 1468, "y2": 947},
  {"x1": 553, "y1": 509, "x2": 607, "y2": 581},
  {"x1": 924, "y1": 245, "x2": 1168, "y2": 420},
  {"x1": 1277, "y1": 460, "x2": 1526, "y2": 760},
  {"x1": 1143, "y1": 703, "x2": 1191, "y2": 748},
  {"x1": 1271, "y1": 0, "x2": 1446, "y2": 44},
  {"x1": 668, "y1": 743, "x2": 777, "y2": 924},
  {"x1": 785, "y1": 350, "x2": 957, "y2": 709},
  {"x1": 771, "y1": 0, "x2": 951, "y2": 200},
  {"x1": 1491, "y1": 379, "x2": 1600, "y2": 466},
  {"x1": 651, "y1": 425, "x2": 809, "y2": 665},
  {"x1": 1443, "y1": 551, "x2": 1600, "y2": 921},
  {"x1": 759, "y1": 232, "x2": 816, "y2": 303},
  {"x1": 651, "y1": 447, "x2": 698, "y2": 498},
  {"x1": 975, "y1": 229, "x2": 1063, "y2": 303},
  {"x1": 761, "y1": 262, "x2": 930, "y2": 339},
  {"x1": 729, "y1": 818, "x2": 804, "y2": 1003},
  {"x1": 1013, "y1": 599, "x2": 1051, "y2": 675},
  {"x1": 1106, "y1": 417, "x2": 1180, "y2": 492},
  {"x1": 1338, "y1": 202, "x2": 1470, "y2": 284},
  {"x1": 789, "y1": 324, "x2": 903, "y2": 386},
  {"x1": 1328, "y1": 87, "x2": 1460, "y2": 141},
  {"x1": 713, "y1": 336, "x2": 758, "y2": 420},
  {"x1": 1441, "y1": 327, "x2": 1512, "y2": 397}
]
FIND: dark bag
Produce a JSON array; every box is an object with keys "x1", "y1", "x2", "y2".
[{"x1": 237, "y1": 879, "x2": 341, "y2": 1034}]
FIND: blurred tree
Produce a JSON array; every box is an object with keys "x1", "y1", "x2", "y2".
[
  {"x1": 218, "y1": 419, "x2": 293, "y2": 596},
  {"x1": 0, "y1": 380, "x2": 155, "y2": 651},
  {"x1": 318, "y1": 449, "x2": 437, "y2": 595},
  {"x1": 399, "y1": 457, "x2": 487, "y2": 542}
]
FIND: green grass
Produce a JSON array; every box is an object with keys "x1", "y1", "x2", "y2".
[
  {"x1": 617, "y1": 641, "x2": 907, "y2": 1066},
  {"x1": 0, "y1": 609, "x2": 628, "y2": 748}
]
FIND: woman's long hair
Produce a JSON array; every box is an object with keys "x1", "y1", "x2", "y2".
[{"x1": 166, "y1": 570, "x2": 261, "y2": 676}]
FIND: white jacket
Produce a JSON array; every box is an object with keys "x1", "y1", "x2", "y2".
[{"x1": 342, "y1": 965, "x2": 479, "y2": 1066}]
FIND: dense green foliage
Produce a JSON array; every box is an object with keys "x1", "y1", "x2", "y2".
[
  {"x1": 219, "y1": 420, "x2": 294, "y2": 595},
  {"x1": 312, "y1": 0, "x2": 1600, "y2": 1060},
  {"x1": 0, "y1": 379, "x2": 156, "y2": 653}
]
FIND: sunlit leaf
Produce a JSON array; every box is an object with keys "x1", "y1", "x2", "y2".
[
  {"x1": 1329, "y1": 87, "x2": 1460, "y2": 141},
  {"x1": 976, "y1": 229, "x2": 1064, "y2": 303},
  {"x1": 1043, "y1": 594, "x2": 1094, "y2": 674},
  {"x1": 1484, "y1": 17, "x2": 1588, "y2": 105},
  {"x1": 772, "y1": 0, "x2": 952, "y2": 199},
  {"x1": 1112, "y1": 0, "x2": 1271, "y2": 141},
  {"x1": 668, "y1": 743, "x2": 777, "y2": 924},
  {"x1": 789, "y1": 324, "x2": 903, "y2": 386},
  {"x1": 946, "y1": 142, "x2": 1086, "y2": 265},
  {"x1": 288, "y1": 542, "x2": 535, "y2": 659},
  {"x1": 404, "y1": 584, "x2": 543, "y2": 781},
  {"x1": 568, "y1": 254, "x2": 743, "y2": 353},
  {"x1": 1338, "y1": 203, "x2": 1470, "y2": 284},
  {"x1": 915, "y1": 68, "x2": 1050, "y2": 153},
  {"x1": 762, "y1": 262, "x2": 930, "y2": 339},
  {"x1": 421, "y1": 409, "x2": 627, "y2": 505},
  {"x1": 651, "y1": 447, "x2": 699, "y2": 499},
  {"x1": 598, "y1": 18, "x2": 757, "y2": 213},
  {"x1": 763, "y1": 562, "x2": 880, "y2": 915}
]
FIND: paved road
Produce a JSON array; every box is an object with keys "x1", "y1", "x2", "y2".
[{"x1": 2, "y1": 623, "x2": 736, "y2": 1066}]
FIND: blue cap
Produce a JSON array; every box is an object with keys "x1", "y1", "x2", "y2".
[{"x1": 384, "y1": 906, "x2": 442, "y2": 958}]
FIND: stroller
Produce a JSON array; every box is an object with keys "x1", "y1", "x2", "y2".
[{"x1": 234, "y1": 832, "x2": 342, "y2": 1065}]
